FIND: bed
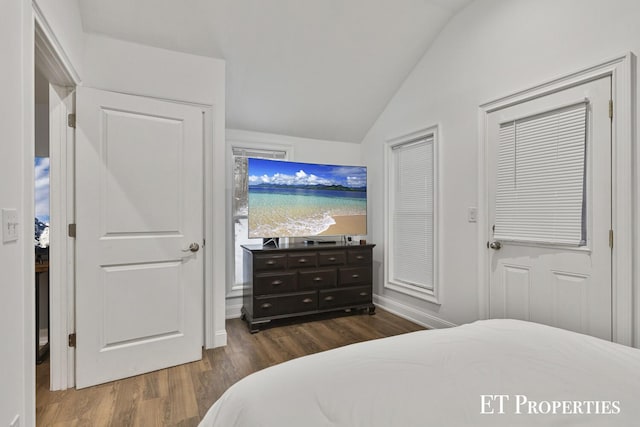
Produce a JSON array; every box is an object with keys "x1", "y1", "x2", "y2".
[{"x1": 199, "y1": 319, "x2": 640, "y2": 426}]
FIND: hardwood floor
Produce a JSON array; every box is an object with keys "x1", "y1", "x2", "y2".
[{"x1": 36, "y1": 309, "x2": 424, "y2": 426}]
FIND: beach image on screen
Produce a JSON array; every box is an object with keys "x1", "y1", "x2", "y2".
[{"x1": 247, "y1": 158, "x2": 367, "y2": 237}]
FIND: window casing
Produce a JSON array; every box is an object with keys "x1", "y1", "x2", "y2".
[{"x1": 385, "y1": 127, "x2": 438, "y2": 303}]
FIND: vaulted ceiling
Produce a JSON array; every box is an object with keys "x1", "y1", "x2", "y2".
[{"x1": 78, "y1": 0, "x2": 472, "y2": 142}]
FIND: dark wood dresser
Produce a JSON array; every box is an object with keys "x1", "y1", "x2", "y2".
[{"x1": 241, "y1": 243, "x2": 376, "y2": 332}]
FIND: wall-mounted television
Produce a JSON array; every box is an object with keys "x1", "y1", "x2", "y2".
[{"x1": 247, "y1": 158, "x2": 367, "y2": 238}]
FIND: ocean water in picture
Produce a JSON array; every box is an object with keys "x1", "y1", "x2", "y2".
[
  {"x1": 248, "y1": 187, "x2": 366, "y2": 237},
  {"x1": 247, "y1": 158, "x2": 367, "y2": 237}
]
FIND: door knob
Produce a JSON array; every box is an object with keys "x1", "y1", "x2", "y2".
[
  {"x1": 488, "y1": 241, "x2": 502, "y2": 250},
  {"x1": 182, "y1": 242, "x2": 200, "y2": 253}
]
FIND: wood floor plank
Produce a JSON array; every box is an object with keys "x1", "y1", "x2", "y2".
[
  {"x1": 166, "y1": 364, "x2": 200, "y2": 425},
  {"x1": 109, "y1": 374, "x2": 144, "y2": 427},
  {"x1": 37, "y1": 308, "x2": 425, "y2": 426},
  {"x1": 132, "y1": 398, "x2": 166, "y2": 427}
]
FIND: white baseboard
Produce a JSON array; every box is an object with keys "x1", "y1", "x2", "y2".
[
  {"x1": 226, "y1": 301, "x2": 243, "y2": 319},
  {"x1": 213, "y1": 329, "x2": 227, "y2": 348},
  {"x1": 225, "y1": 295, "x2": 456, "y2": 329},
  {"x1": 373, "y1": 294, "x2": 457, "y2": 329}
]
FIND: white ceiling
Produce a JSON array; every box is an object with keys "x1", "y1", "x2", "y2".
[{"x1": 79, "y1": 0, "x2": 472, "y2": 143}]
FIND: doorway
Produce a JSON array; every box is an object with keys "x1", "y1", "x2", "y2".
[
  {"x1": 34, "y1": 18, "x2": 79, "y2": 393},
  {"x1": 34, "y1": 22, "x2": 209, "y2": 393}
]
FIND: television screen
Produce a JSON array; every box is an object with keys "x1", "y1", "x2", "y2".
[{"x1": 247, "y1": 158, "x2": 367, "y2": 238}]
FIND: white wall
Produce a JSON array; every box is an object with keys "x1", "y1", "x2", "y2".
[
  {"x1": 35, "y1": 68, "x2": 50, "y2": 157},
  {"x1": 33, "y1": 0, "x2": 84, "y2": 79},
  {"x1": 35, "y1": 104, "x2": 49, "y2": 157},
  {"x1": 362, "y1": 0, "x2": 640, "y2": 331},
  {"x1": 1, "y1": 0, "x2": 83, "y2": 424},
  {"x1": 0, "y1": 1, "x2": 33, "y2": 426},
  {"x1": 83, "y1": 33, "x2": 225, "y2": 107},
  {"x1": 227, "y1": 129, "x2": 363, "y2": 164},
  {"x1": 224, "y1": 129, "x2": 364, "y2": 318},
  {"x1": 83, "y1": 33, "x2": 228, "y2": 347}
]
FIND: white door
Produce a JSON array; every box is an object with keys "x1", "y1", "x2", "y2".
[
  {"x1": 75, "y1": 87, "x2": 204, "y2": 388},
  {"x1": 488, "y1": 77, "x2": 612, "y2": 341}
]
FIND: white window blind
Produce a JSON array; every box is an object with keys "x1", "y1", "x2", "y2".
[
  {"x1": 391, "y1": 137, "x2": 434, "y2": 291},
  {"x1": 232, "y1": 147, "x2": 287, "y2": 158},
  {"x1": 495, "y1": 102, "x2": 587, "y2": 245}
]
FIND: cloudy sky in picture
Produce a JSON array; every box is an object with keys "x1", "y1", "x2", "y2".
[
  {"x1": 35, "y1": 157, "x2": 50, "y2": 223},
  {"x1": 248, "y1": 158, "x2": 367, "y2": 188}
]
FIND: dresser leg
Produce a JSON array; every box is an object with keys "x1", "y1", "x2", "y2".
[
  {"x1": 248, "y1": 319, "x2": 270, "y2": 333},
  {"x1": 368, "y1": 306, "x2": 376, "y2": 315}
]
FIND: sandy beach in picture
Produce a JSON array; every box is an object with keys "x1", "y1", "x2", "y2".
[{"x1": 320, "y1": 215, "x2": 366, "y2": 236}]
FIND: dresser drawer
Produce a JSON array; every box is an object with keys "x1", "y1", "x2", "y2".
[
  {"x1": 254, "y1": 254, "x2": 287, "y2": 271},
  {"x1": 339, "y1": 266, "x2": 371, "y2": 285},
  {"x1": 254, "y1": 272, "x2": 297, "y2": 295},
  {"x1": 254, "y1": 292, "x2": 317, "y2": 317},
  {"x1": 318, "y1": 251, "x2": 346, "y2": 266},
  {"x1": 298, "y1": 268, "x2": 337, "y2": 289},
  {"x1": 287, "y1": 252, "x2": 318, "y2": 268},
  {"x1": 319, "y1": 286, "x2": 372, "y2": 309},
  {"x1": 347, "y1": 250, "x2": 371, "y2": 265}
]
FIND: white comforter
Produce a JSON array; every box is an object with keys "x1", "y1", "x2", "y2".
[{"x1": 199, "y1": 319, "x2": 640, "y2": 426}]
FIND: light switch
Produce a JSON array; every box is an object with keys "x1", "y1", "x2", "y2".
[
  {"x1": 2, "y1": 208, "x2": 19, "y2": 243},
  {"x1": 467, "y1": 207, "x2": 478, "y2": 223}
]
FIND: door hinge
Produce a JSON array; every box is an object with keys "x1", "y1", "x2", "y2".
[
  {"x1": 609, "y1": 229, "x2": 614, "y2": 249},
  {"x1": 609, "y1": 100, "x2": 613, "y2": 120},
  {"x1": 68, "y1": 333, "x2": 76, "y2": 348},
  {"x1": 68, "y1": 113, "x2": 76, "y2": 128},
  {"x1": 68, "y1": 223, "x2": 76, "y2": 238}
]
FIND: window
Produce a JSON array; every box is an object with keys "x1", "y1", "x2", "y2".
[
  {"x1": 385, "y1": 127, "x2": 438, "y2": 302},
  {"x1": 231, "y1": 147, "x2": 287, "y2": 290}
]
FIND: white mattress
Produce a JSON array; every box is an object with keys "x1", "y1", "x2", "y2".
[{"x1": 199, "y1": 319, "x2": 640, "y2": 426}]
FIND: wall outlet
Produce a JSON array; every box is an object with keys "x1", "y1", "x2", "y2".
[
  {"x1": 10, "y1": 414, "x2": 19, "y2": 427},
  {"x1": 467, "y1": 207, "x2": 478, "y2": 223},
  {"x1": 2, "y1": 208, "x2": 19, "y2": 243}
]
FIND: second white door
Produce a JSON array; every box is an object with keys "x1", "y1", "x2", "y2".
[{"x1": 487, "y1": 76, "x2": 612, "y2": 341}]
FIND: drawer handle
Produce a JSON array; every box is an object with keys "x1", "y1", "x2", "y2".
[
  {"x1": 298, "y1": 258, "x2": 307, "y2": 263},
  {"x1": 356, "y1": 255, "x2": 365, "y2": 260},
  {"x1": 260, "y1": 303, "x2": 272, "y2": 309},
  {"x1": 266, "y1": 260, "x2": 276, "y2": 265},
  {"x1": 313, "y1": 277, "x2": 323, "y2": 282},
  {"x1": 271, "y1": 280, "x2": 283, "y2": 286},
  {"x1": 359, "y1": 292, "x2": 369, "y2": 296},
  {"x1": 302, "y1": 298, "x2": 313, "y2": 304},
  {"x1": 324, "y1": 296, "x2": 334, "y2": 301},
  {"x1": 328, "y1": 257, "x2": 336, "y2": 261},
  {"x1": 351, "y1": 274, "x2": 360, "y2": 278}
]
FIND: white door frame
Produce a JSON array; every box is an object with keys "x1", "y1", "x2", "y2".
[
  {"x1": 34, "y1": 4, "x2": 81, "y2": 391},
  {"x1": 478, "y1": 53, "x2": 635, "y2": 347}
]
